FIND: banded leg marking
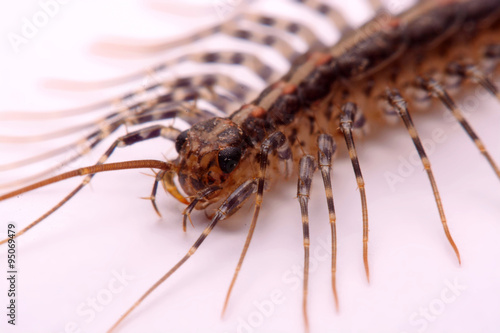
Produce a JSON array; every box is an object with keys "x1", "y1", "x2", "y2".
[
  {"x1": 317, "y1": 133, "x2": 339, "y2": 310},
  {"x1": 297, "y1": 155, "x2": 317, "y2": 333},
  {"x1": 108, "y1": 179, "x2": 258, "y2": 333},
  {"x1": 222, "y1": 131, "x2": 292, "y2": 316},
  {"x1": 297, "y1": 0, "x2": 354, "y2": 35},
  {"x1": 0, "y1": 103, "x2": 206, "y2": 188},
  {"x1": 417, "y1": 77, "x2": 500, "y2": 179},
  {"x1": 45, "y1": 52, "x2": 278, "y2": 92},
  {"x1": 0, "y1": 125, "x2": 181, "y2": 242},
  {"x1": 340, "y1": 102, "x2": 370, "y2": 282},
  {"x1": 385, "y1": 89, "x2": 461, "y2": 264}
]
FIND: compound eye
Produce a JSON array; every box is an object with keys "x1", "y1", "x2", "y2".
[
  {"x1": 218, "y1": 147, "x2": 242, "y2": 174},
  {"x1": 175, "y1": 130, "x2": 189, "y2": 153}
]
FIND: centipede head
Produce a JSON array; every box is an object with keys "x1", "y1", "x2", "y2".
[{"x1": 172, "y1": 117, "x2": 252, "y2": 208}]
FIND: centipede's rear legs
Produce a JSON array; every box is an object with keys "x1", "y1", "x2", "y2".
[
  {"x1": 297, "y1": 155, "x2": 316, "y2": 333},
  {"x1": 295, "y1": 133, "x2": 339, "y2": 331},
  {"x1": 317, "y1": 133, "x2": 339, "y2": 310},
  {"x1": 384, "y1": 89, "x2": 462, "y2": 264},
  {"x1": 414, "y1": 76, "x2": 500, "y2": 179},
  {"x1": 340, "y1": 103, "x2": 371, "y2": 282}
]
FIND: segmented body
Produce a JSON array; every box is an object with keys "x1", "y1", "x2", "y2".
[{"x1": 1, "y1": 1, "x2": 500, "y2": 332}]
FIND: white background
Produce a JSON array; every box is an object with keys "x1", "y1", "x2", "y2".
[{"x1": 1, "y1": 1, "x2": 500, "y2": 333}]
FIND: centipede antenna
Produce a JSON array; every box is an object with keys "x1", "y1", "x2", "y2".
[
  {"x1": 92, "y1": 23, "x2": 300, "y2": 61},
  {"x1": 0, "y1": 160, "x2": 172, "y2": 245},
  {"x1": 340, "y1": 103, "x2": 370, "y2": 283},
  {"x1": 420, "y1": 78, "x2": 500, "y2": 179},
  {"x1": 386, "y1": 89, "x2": 461, "y2": 264},
  {"x1": 222, "y1": 131, "x2": 291, "y2": 317},
  {"x1": 300, "y1": 0, "x2": 354, "y2": 35},
  {"x1": 297, "y1": 155, "x2": 317, "y2": 333},
  {"x1": 108, "y1": 179, "x2": 257, "y2": 333},
  {"x1": 0, "y1": 125, "x2": 180, "y2": 241},
  {"x1": 317, "y1": 134, "x2": 339, "y2": 310}
]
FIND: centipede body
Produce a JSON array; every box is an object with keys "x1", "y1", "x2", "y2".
[{"x1": 1, "y1": 0, "x2": 500, "y2": 332}]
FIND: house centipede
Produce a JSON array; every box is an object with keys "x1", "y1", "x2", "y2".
[{"x1": 1, "y1": 0, "x2": 500, "y2": 332}]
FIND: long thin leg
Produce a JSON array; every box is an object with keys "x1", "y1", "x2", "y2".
[
  {"x1": 317, "y1": 133, "x2": 339, "y2": 310},
  {"x1": 385, "y1": 89, "x2": 461, "y2": 264},
  {"x1": 0, "y1": 103, "x2": 206, "y2": 187},
  {"x1": 297, "y1": 155, "x2": 317, "y2": 333},
  {"x1": 222, "y1": 131, "x2": 291, "y2": 316},
  {"x1": 417, "y1": 77, "x2": 500, "y2": 179},
  {"x1": 0, "y1": 159, "x2": 172, "y2": 245},
  {"x1": 94, "y1": 24, "x2": 299, "y2": 61},
  {"x1": 148, "y1": 3, "x2": 324, "y2": 48},
  {"x1": 44, "y1": 52, "x2": 276, "y2": 92},
  {"x1": 244, "y1": 13, "x2": 325, "y2": 49},
  {"x1": 340, "y1": 102, "x2": 370, "y2": 282},
  {"x1": 0, "y1": 125, "x2": 181, "y2": 242},
  {"x1": 93, "y1": 6, "x2": 327, "y2": 58},
  {"x1": 108, "y1": 179, "x2": 258, "y2": 333},
  {"x1": 297, "y1": 0, "x2": 354, "y2": 35}
]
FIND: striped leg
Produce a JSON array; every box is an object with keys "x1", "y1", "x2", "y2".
[
  {"x1": 0, "y1": 159, "x2": 173, "y2": 245},
  {"x1": 213, "y1": 25, "x2": 301, "y2": 61},
  {"x1": 93, "y1": 23, "x2": 299, "y2": 61},
  {"x1": 92, "y1": 5, "x2": 329, "y2": 57},
  {"x1": 297, "y1": 154, "x2": 317, "y2": 333},
  {"x1": 243, "y1": 13, "x2": 325, "y2": 49},
  {"x1": 317, "y1": 133, "x2": 339, "y2": 310},
  {"x1": 0, "y1": 103, "x2": 208, "y2": 188},
  {"x1": 415, "y1": 77, "x2": 500, "y2": 179},
  {"x1": 297, "y1": 0, "x2": 354, "y2": 35},
  {"x1": 340, "y1": 102, "x2": 370, "y2": 282},
  {"x1": 147, "y1": 3, "x2": 325, "y2": 48},
  {"x1": 108, "y1": 179, "x2": 258, "y2": 333},
  {"x1": 0, "y1": 125, "x2": 182, "y2": 242},
  {"x1": 3, "y1": 72, "x2": 235, "y2": 121},
  {"x1": 222, "y1": 131, "x2": 292, "y2": 316},
  {"x1": 385, "y1": 89, "x2": 461, "y2": 264},
  {"x1": 45, "y1": 51, "x2": 278, "y2": 92}
]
